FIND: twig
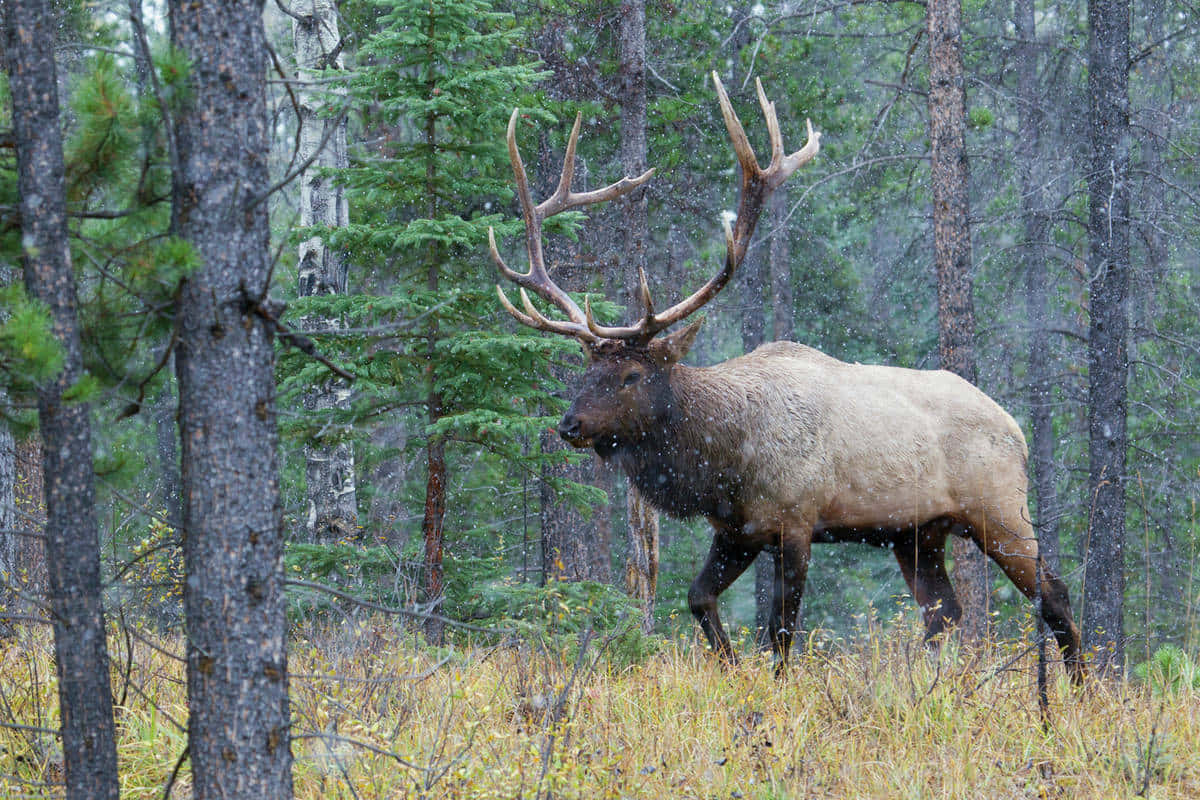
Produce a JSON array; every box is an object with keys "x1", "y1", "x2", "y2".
[
  {"x1": 285, "y1": 578, "x2": 510, "y2": 634},
  {"x1": 248, "y1": 297, "x2": 356, "y2": 382},
  {"x1": 244, "y1": 108, "x2": 349, "y2": 212},
  {"x1": 160, "y1": 745, "x2": 188, "y2": 800}
]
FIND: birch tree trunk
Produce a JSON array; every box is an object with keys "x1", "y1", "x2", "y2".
[
  {"x1": 619, "y1": 0, "x2": 659, "y2": 633},
  {"x1": 167, "y1": 0, "x2": 295, "y2": 795},
  {"x1": 1083, "y1": 0, "x2": 1130, "y2": 674},
  {"x1": 293, "y1": 0, "x2": 358, "y2": 543},
  {"x1": 2, "y1": 1, "x2": 120, "y2": 796},
  {"x1": 927, "y1": 0, "x2": 989, "y2": 640}
]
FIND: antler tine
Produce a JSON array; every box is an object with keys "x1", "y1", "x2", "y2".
[
  {"x1": 498, "y1": 108, "x2": 589, "y2": 325},
  {"x1": 540, "y1": 113, "x2": 583, "y2": 217},
  {"x1": 505, "y1": 109, "x2": 538, "y2": 258},
  {"x1": 755, "y1": 77, "x2": 784, "y2": 171},
  {"x1": 493, "y1": 107, "x2": 659, "y2": 342},
  {"x1": 713, "y1": 72, "x2": 758, "y2": 177},
  {"x1": 600, "y1": 73, "x2": 819, "y2": 341},
  {"x1": 637, "y1": 267, "x2": 655, "y2": 317},
  {"x1": 495, "y1": 285, "x2": 599, "y2": 343},
  {"x1": 774, "y1": 118, "x2": 821, "y2": 190}
]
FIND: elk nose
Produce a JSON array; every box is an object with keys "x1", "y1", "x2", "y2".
[{"x1": 558, "y1": 414, "x2": 582, "y2": 442}]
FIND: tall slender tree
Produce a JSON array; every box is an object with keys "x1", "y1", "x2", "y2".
[
  {"x1": 1014, "y1": 0, "x2": 1061, "y2": 574},
  {"x1": 167, "y1": 0, "x2": 294, "y2": 795},
  {"x1": 293, "y1": 0, "x2": 358, "y2": 543},
  {"x1": 1082, "y1": 0, "x2": 1131, "y2": 672},
  {"x1": 1, "y1": 1, "x2": 120, "y2": 796},
  {"x1": 618, "y1": 0, "x2": 660, "y2": 633},
  {"x1": 927, "y1": 0, "x2": 988, "y2": 638},
  {"x1": 536, "y1": 136, "x2": 612, "y2": 585}
]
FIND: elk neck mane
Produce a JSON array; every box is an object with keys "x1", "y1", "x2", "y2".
[{"x1": 605, "y1": 360, "x2": 759, "y2": 524}]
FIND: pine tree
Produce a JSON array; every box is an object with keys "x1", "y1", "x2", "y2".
[{"x1": 305, "y1": 0, "x2": 583, "y2": 638}]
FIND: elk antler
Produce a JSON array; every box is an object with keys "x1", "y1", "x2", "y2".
[
  {"x1": 489, "y1": 109, "x2": 655, "y2": 344},
  {"x1": 585, "y1": 72, "x2": 820, "y2": 342}
]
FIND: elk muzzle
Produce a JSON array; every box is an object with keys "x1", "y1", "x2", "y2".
[{"x1": 557, "y1": 412, "x2": 589, "y2": 447}]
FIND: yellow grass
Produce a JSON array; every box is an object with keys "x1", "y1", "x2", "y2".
[{"x1": 2, "y1": 619, "x2": 1198, "y2": 799}]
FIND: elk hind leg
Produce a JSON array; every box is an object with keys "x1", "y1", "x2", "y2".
[
  {"x1": 688, "y1": 529, "x2": 761, "y2": 663},
  {"x1": 971, "y1": 507, "x2": 1083, "y2": 682},
  {"x1": 894, "y1": 518, "x2": 963, "y2": 641}
]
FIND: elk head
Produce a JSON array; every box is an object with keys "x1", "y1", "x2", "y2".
[{"x1": 488, "y1": 73, "x2": 820, "y2": 457}]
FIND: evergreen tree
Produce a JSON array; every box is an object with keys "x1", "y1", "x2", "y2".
[{"x1": 298, "y1": 0, "x2": 585, "y2": 636}]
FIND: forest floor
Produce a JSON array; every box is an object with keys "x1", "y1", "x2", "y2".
[{"x1": 2, "y1": 617, "x2": 1198, "y2": 799}]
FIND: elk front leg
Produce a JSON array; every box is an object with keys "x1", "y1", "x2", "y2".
[
  {"x1": 768, "y1": 533, "x2": 812, "y2": 675},
  {"x1": 688, "y1": 528, "x2": 761, "y2": 663}
]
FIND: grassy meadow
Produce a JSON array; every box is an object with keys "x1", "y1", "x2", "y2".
[{"x1": 2, "y1": 618, "x2": 1198, "y2": 799}]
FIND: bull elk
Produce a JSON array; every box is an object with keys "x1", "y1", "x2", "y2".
[{"x1": 488, "y1": 73, "x2": 1083, "y2": 680}]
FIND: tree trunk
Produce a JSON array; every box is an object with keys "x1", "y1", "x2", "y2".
[
  {"x1": 927, "y1": 0, "x2": 988, "y2": 640},
  {"x1": 420, "y1": 31, "x2": 448, "y2": 643},
  {"x1": 167, "y1": 0, "x2": 295, "y2": 796},
  {"x1": 14, "y1": 435, "x2": 45, "y2": 595},
  {"x1": 1013, "y1": 0, "x2": 1061, "y2": 575},
  {"x1": 618, "y1": 0, "x2": 659, "y2": 633},
  {"x1": 293, "y1": 0, "x2": 358, "y2": 543},
  {"x1": 422, "y1": 435, "x2": 446, "y2": 643},
  {"x1": 736, "y1": 232, "x2": 774, "y2": 645},
  {"x1": 0, "y1": 406, "x2": 14, "y2": 637},
  {"x1": 769, "y1": 187, "x2": 794, "y2": 342},
  {"x1": 154, "y1": 380, "x2": 182, "y2": 529},
  {"x1": 535, "y1": 136, "x2": 611, "y2": 585},
  {"x1": 1082, "y1": 0, "x2": 1130, "y2": 674},
  {"x1": 2, "y1": 2, "x2": 120, "y2": 796}
]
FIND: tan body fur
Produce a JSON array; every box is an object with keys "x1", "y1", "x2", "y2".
[{"x1": 676, "y1": 342, "x2": 1028, "y2": 543}]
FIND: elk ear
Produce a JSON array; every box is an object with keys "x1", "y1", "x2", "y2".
[{"x1": 654, "y1": 317, "x2": 704, "y2": 365}]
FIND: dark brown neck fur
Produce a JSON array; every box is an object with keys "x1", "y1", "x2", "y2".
[{"x1": 606, "y1": 365, "x2": 748, "y2": 523}]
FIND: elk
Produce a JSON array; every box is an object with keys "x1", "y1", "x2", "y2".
[{"x1": 488, "y1": 73, "x2": 1083, "y2": 680}]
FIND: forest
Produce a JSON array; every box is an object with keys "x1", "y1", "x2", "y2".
[{"x1": 0, "y1": 0, "x2": 1198, "y2": 797}]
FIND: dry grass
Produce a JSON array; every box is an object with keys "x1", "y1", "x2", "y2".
[{"x1": 2, "y1": 618, "x2": 1198, "y2": 799}]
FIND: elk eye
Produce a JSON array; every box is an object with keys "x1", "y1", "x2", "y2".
[{"x1": 623, "y1": 371, "x2": 641, "y2": 387}]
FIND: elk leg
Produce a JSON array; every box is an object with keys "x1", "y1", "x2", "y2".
[
  {"x1": 768, "y1": 535, "x2": 811, "y2": 675},
  {"x1": 688, "y1": 530, "x2": 761, "y2": 663},
  {"x1": 894, "y1": 521, "x2": 962, "y2": 640},
  {"x1": 971, "y1": 510, "x2": 1084, "y2": 683},
  {"x1": 912, "y1": 519, "x2": 963, "y2": 638}
]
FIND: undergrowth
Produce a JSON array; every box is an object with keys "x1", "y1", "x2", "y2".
[{"x1": 1, "y1": 618, "x2": 1198, "y2": 799}]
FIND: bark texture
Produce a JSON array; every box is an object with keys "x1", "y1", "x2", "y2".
[
  {"x1": 293, "y1": 0, "x2": 358, "y2": 543},
  {"x1": 0, "y1": 393, "x2": 15, "y2": 633},
  {"x1": 927, "y1": 0, "x2": 989, "y2": 639},
  {"x1": 737, "y1": 233, "x2": 773, "y2": 645},
  {"x1": 752, "y1": 187, "x2": 798, "y2": 644},
  {"x1": 1014, "y1": 0, "x2": 1061, "y2": 575},
  {"x1": 14, "y1": 435, "x2": 45, "y2": 594},
  {"x1": 768, "y1": 188, "x2": 794, "y2": 342},
  {"x1": 2, "y1": 1, "x2": 120, "y2": 796},
  {"x1": 619, "y1": 0, "x2": 659, "y2": 632},
  {"x1": 167, "y1": 0, "x2": 295, "y2": 796},
  {"x1": 1082, "y1": 0, "x2": 1130, "y2": 673},
  {"x1": 537, "y1": 137, "x2": 611, "y2": 584},
  {"x1": 420, "y1": 30, "x2": 447, "y2": 643}
]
